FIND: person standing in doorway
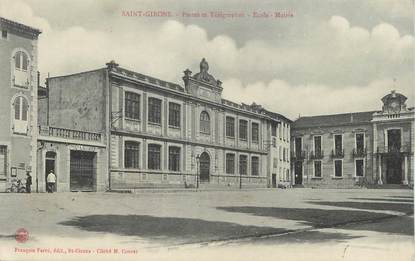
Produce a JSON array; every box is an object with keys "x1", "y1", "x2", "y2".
[
  {"x1": 25, "y1": 172, "x2": 32, "y2": 193},
  {"x1": 46, "y1": 170, "x2": 56, "y2": 193}
]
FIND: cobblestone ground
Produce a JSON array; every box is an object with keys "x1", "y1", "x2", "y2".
[{"x1": 0, "y1": 188, "x2": 413, "y2": 261}]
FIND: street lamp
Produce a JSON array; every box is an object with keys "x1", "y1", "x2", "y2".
[{"x1": 196, "y1": 154, "x2": 200, "y2": 189}]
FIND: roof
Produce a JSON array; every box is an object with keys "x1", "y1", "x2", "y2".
[
  {"x1": 109, "y1": 65, "x2": 185, "y2": 92},
  {"x1": 0, "y1": 17, "x2": 41, "y2": 39},
  {"x1": 293, "y1": 111, "x2": 377, "y2": 128}
]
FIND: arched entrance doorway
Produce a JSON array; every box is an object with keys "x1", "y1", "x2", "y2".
[{"x1": 199, "y1": 152, "x2": 210, "y2": 182}]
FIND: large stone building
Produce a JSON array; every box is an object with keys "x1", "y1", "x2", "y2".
[
  {"x1": 291, "y1": 90, "x2": 414, "y2": 188},
  {"x1": 1, "y1": 17, "x2": 412, "y2": 192},
  {"x1": 0, "y1": 17, "x2": 41, "y2": 191},
  {"x1": 42, "y1": 59, "x2": 291, "y2": 190}
]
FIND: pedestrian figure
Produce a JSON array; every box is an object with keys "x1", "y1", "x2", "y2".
[
  {"x1": 46, "y1": 170, "x2": 56, "y2": 193},
  {"x1": 25, "y1": 172, "x2": 32, "y2": 193}
]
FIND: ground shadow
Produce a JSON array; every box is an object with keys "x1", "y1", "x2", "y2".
[
  {"x1": 349, "y1": 198, "x2": 413, "y2": 203},
  {"x1": 0, "y1": 234, "x2": 15, "y2": 239},
  {"x1": 308, "y1": 201, "x2": 413, "y2": 215},
  {"x1": 59, "y1": 214, "x2": 359, "y2": 245},
  {"x1": 388, "y1": 196, "x2": 414, "y2": 199},
  {"x1": 60, "y1": 215, "x2": 288, "y2": 244},
  {"x1": 249, "y1": 230, "x2": 360, "y2": 245},
  {"x1": 217, "y1": 206, "x2": 413, "y2": 236}
]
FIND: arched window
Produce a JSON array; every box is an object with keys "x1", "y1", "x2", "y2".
[
  {"x1": 200, "y1": 111, "x2": 210, "y2": 134},
  {"x1": 13, "y1": 50, "x2": 30, "y2": 88},
  {"x1": 13, "y1": 96, "x2": 28, "y2": 134}
]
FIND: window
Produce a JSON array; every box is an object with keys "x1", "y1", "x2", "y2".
[
  {"x1": 334, "y1": 134, "x2": 342, "y2": 154},
  {"x1": 334, "y1": 160, "x2": 342, "y2": 177},
  {"x1": 226, "y1": 154, "x2": 235, "y2": 174},
  {"x1": 124, "y1": 141, "x2": 139, "y2": 168},
  {"x1": 200, "y1": 111, "x2": 210, "y2": 134},
  {"x1": 2, "y1": 30, "x2": 7, "y2": 39},
  {"x1": 239, "y1": 120, "x2": 247, "y2": 140},
  {"x1": 251, "y1": 156, "x2": 259, "y2": 176},
  {"x1": 271, "y1": 124, "x2": 277, "y2": 136},
  {"x1": 239, "y1": 155, "x2": 247, "y2": 175},
  {"x1": 0, "y1": 146, "x2": 7, "y2": 177},
  {"x1": 314, "y1": 136, "x2": 321, "y2": 154},
  {"x1": 148, "y1": 144, "x2": 161, "y2": 170},
  {"x1": 168, "y1": 146, "x2": 180, "y2": 171},
  {"x1": 356, "y1": 133, "x2": 364, "y2": 154},
  {"x1": 251, "y1": 123, "x2": 259, "y2": 143},
  {"x1": 282, "y1": 124, "x2": 285, "y2": 140},
  {"x1": 279, "y1": 147, "x2": 282, "y2": 161},
  {"x1": 273, "y1": 157, "x2": 278, "y2": 168},
  {"x1": 15, "y1": 51, "x2": 28, "y2": 71},
  {"x1": 13, "y1": 96, "x2": 28, "y2": 134},
  {"x1": 355, "y1": 159, "x2": 364, "y2": 177},
  {"x1": 295, "y1": 137, "x2": 302, "y2": 154},
  {"x1": 272, "y1": 137, "x2": 276, "y2": 147},
  {"x1": 168, "y1": 102, "x2": 181, "y2": 127},
  {"x1": 226, "y1": 116, "x2": 235, "y2": 137},
  {"x1": 13, "y1": 50, "x2": 30, "y2": 87},
  {"x1": 125, "y1": 92, "x2": 140, "y2": 120},
  {"x1": 314, "y1": 161, "x2": 322, "y2": 177},
  {"x1": 148, "y1": 97, "x2": 161, "y2": 124}
]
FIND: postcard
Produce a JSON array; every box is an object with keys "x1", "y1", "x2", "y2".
[{"x1": 0, "y1": 0, "x2": 414, "y2": 260}]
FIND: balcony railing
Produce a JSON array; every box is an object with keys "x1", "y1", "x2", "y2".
[
  {"x1": 39, "y1": 126, "x2": 102, "y2": 142},
  {"x1": 376, "y1": 145, "x2": 411, "y2": 155},
  {"x1": 291, "y1": 150, "x2": 306, "y2": 160},
  {"x1": 310, "y1": 150, "x2": 324, "y2": 159},
  {"x1": 352, "y1": 148, "x2": 367, "y2": 158},
  {"x1": 331, "y1": 149, "x2": 345, "y2": 158}
]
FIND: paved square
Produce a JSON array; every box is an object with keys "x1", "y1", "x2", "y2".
[{"x1": 0, "y1": 189, "x2": 413, "y2": 260}]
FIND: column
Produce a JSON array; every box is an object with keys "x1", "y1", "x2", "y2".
[
  {"x1": 378, "y1": 155, "x2": 383, "y2": 185},
  {"x1": 182, "y1": 102, "x2": 187, "y2": 139},
  {"x1": 163, "y1": 98, "x2": 168, "y2": 137},
  {"x1": 164, "y1": 141, "x2": 168, "y2": 170},
  {"x1": 248, "y1": 119, "x2": 252, "y2": 149},
  {"x1": 403, "y1": 155, "x2": 408, "y2": 185},
  {"x1": 142, "y1": 93, "x2": 147, "y2": 132},
  {"x1": 142, "y1": 139, "x2": 147, "y2": 169}
]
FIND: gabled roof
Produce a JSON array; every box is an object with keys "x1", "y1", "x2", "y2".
[{"x1": 293, "y1": 111, "x2": 377, "y2": 128}]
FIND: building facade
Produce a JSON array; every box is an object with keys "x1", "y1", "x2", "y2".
[
  {"x1": 0, "y1": 17, "x2": 41, "y2": 191},
  {"x1": 291, "y1": 90, "x2": 414, "y2": 188},
  {"x1": 44, "y1": 59, "x2": 290, "y2": 190},
  {"x1": 36, "y1": 69, "x2": 108, "y2": 192}
]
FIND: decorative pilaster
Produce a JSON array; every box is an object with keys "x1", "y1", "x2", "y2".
[
  {"x1": 403, "y1": 155, "x2": 408, "y2": 185},
  {"x1": 378, "y1": 155, "x2": 383, "y2": 185}
]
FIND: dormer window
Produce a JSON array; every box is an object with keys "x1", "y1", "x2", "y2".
[{"x1": 13, "y1": 50, "x2": 30, "y2": 88}]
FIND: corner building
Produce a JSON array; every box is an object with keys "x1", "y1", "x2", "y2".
[
  {"x1": 46, "y1": 59, "x2": 290, "y2": 189},
  {"x1": 0, "y1": 18, "x2": 41, "y2": 191},
  {"x1": 290, "y1": 90, "x2": 414, "y2": 188}
]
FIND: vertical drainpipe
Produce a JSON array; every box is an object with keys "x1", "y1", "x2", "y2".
[
  {"x1": 46, "y1": 74, "x2": 50, "y2": 126},
  {"x1": 105, "y1": 67, "x2": 111, "y2": 191}
]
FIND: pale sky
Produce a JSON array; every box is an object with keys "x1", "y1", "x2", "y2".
[{"x1": 1, "y1": 0, "x2": 414, "y2": 119}]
